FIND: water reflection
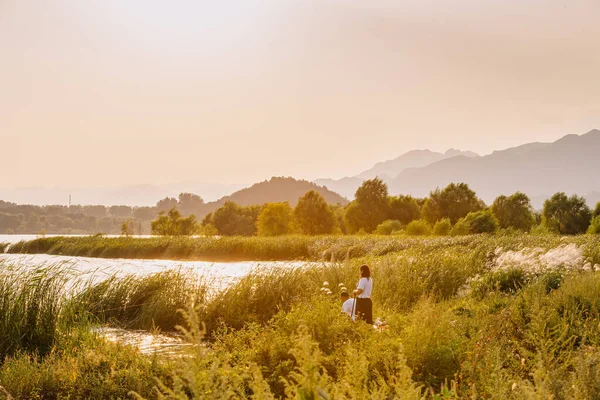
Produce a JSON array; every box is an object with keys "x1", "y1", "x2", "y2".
[{"x1": 96, "y1": 327, "x2": 192, "y2": 356}]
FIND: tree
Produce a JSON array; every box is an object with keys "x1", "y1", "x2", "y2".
[
  {"x1": 388, "y1": 195, "x2": 421, "y2": 225},
  {"x1": 151, "y1": 208, "x2": 198, "y2": 236},
  {"x1": 433, "y1": 218, "x2": 452, "y2": 236},
  {"x1": 491, "y1": 192, "x2": 535, "y2": 231},
  {"x1": 422, "y1": 183, "x2": 484, "y2": 224},
  {"x1": 464, "y1": 210, "x2": 498, "y2": 234},
  {"x1": 178, "y1": 193, "x2": 205, "y2": 216},
  {"x1": 156, "y1": 197, "x2": 178, "y2": 212},
  {"x1": 294, "y1": 191, "x2": 336, "y2": 235},
  {"x1": 542, "y1": 193, "x2": 592, "y2": 235},
  {"x1": 121, "y1": 219, "x2": 136, "y2": 236},
  {"x1": 212, "y1": 201, "x2": 260, "y2": 236},
  {"x1": 344, "y1": 178, "x2": 390, "y2": 233},
  {"x1": 257, "y1": 202, "x2": 293, "y2": 236}
]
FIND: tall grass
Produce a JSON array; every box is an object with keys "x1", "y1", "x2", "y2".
[
  {"x1": 0, "y1": 263, "x2": 75, "y2": 359},
  {"x1": 76, "y1": 270, "x2": 209, "y2": 331},
  {"x1": 4, "y1": 235, "x2": 600, "y2": 398},
  {"x1": 6, "y1": 233, "x2": 576, "y2": 261}
]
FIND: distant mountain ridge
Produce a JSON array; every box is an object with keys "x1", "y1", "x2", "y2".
[
  {"x1": 388, "y1": 129, "x2": 600, "y2": 207},
  {"x1": 315, "y1": 148, "x2": 478, "y2": 198},
  {"x1": 209, "y1": 177, "x2": 348, "y2": 208}
]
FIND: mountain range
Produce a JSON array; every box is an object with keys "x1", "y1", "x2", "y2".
[
  {"x1": 315, "y1": 149, "x2": 479, "y2": 199},
  {"x1": 2, "y1": 129, "x2": 600, "y2": 210},
  {"x1": 315, "y1": 129, "x2": 600, "y2": 208},
  {"x1": 387, "y1": 129, "x2": 600, "y2": 207}
]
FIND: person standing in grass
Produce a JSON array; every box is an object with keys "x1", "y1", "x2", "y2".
[{"x1": 353, "y1": 265, "x2": 373, "y2": 324}]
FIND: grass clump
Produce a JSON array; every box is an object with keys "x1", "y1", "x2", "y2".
[
  {"x1": 0, "y1": 264, "x2": 74, "y2": 359},
  {"x1": 76, "y1": 270, "x2": 208, "y2": 331}
]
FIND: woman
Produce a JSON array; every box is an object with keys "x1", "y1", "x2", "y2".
[{"x1": 353, "y1": 264, "x2": 373, "y2": 324}]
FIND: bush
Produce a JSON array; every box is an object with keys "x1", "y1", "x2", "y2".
[
  {"x1": 450, "y1": 218, "x2": 470, "y2": 236},
  {"x1": 588, "y1": 216, "x2": 600, "y2": 234},
  {"x1": 375, "y1": 220, "x2": 404, "y2": 235},
  {"x1": 405, "y1": 219, "x2": 432, "y2": 236},
  {"x1": 464, "y1": 210, "x2": 499, "y2": 233},
  {"x1": 432, "y1": 218, "x2": 452, "y2": 236}
]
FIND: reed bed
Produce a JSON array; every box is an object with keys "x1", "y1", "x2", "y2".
[{"x1": 9, "y1": 233, "x2": 595, "y2": 262}]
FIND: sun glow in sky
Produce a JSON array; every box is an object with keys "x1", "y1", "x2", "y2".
[{"x1": 1, "y1": 0, "x2": 599, "y2": 187}]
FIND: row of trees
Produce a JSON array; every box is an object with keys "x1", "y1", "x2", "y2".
[
  {"x1": 149, "y1": 179, "x2": 600, "y2": 237},
  {"x1": 344, "y1": 179, "x2": 600, "y2": 236},
  {"x1": 149, "y1": 190, "x2": 341, "y2": 237},
  {"x1": 0, "y1": 193, "x2": 205, "y2": 235}
]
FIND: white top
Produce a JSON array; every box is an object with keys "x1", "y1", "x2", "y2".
[
  {"x1": 342, "y1": 298, "x2": 355, "y2": 318},
  {"x1": 357, "y1": 277, "x2": 373, "y2": 298}
]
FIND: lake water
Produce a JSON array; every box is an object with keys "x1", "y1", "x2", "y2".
[
  {"x1": 0, "y1": 233, "x2": 154, "y2": 245},
  {"x1": 0, "y1": 234, "x2": 316, "y2": 355}
]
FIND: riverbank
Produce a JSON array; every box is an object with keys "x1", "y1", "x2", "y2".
[
  {"x1": 5, "y1": 233, "x2": 596, "y2": 262},
  {"x1": 3, "y1": 234, "x2": 600, "y2": 398}
]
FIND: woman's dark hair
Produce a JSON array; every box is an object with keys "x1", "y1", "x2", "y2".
[{"x1": 360, "y1": 264, "x2": 371, "y2": 278}]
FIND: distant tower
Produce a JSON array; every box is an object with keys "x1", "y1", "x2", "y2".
[{"x1": 69, "y1": 195, "x2": 71, "y2": 208}]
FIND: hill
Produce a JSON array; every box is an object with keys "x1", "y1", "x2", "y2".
[
  {"x1": 315, "y1": 149, "x2": 478, "y2": 199},
  {"x1": 204, "y1": 177, "x2": 348, "y2": 213},
  {"x1": 388, "y1": 129, "x2": 600, "y2": 205}
]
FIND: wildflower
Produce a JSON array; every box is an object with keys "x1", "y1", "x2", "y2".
[{"x1": 512, "y1": 383, "x2": 518, "y2": 391}]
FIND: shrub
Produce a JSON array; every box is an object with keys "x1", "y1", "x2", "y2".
[
  {"x1": 432, "y1": 218, "x2": 452, "y2": 236},
  {"x1": 588, "y1": 216, "x2": 600, "y2": 234},
  {"x1": 464, "y1": 210, "x2": 499, "y2": 233},
  {"x1": 376, "y1": 219, "x2": 404, "y2": 235},
  {"x1": 450, "y1": 218, "x2": 470, "y2": 236},
  {"x1": 405, "y1": 219, "x2": 432, "y2": 236}
]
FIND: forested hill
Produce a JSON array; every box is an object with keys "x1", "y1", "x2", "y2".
[{"x1": 211, "y1": 177, "x2": 348, "y2": 208}]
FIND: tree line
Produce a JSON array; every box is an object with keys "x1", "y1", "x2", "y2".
[
  {"x1": 2, "y1": 180, "x2": 600, "y2": 236},
  {"x1": 0, "y1": 193, "x2": 205, "y2": 235},
  {"x1": 150, "y1": 179, "x2": 600, "y2": 237}
]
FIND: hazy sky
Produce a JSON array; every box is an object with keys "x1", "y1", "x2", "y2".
[{"x1": 1, "y1": 0, "x2": 599, "y2": 188}]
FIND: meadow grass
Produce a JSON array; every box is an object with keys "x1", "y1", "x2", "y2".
[{"x1": 3, "y1": 234, "x2": 600, "y2": 398}]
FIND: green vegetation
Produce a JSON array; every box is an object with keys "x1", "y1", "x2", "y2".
[
  {"x1": 543, "y1": 192, "x2": 592, "y2": 234},
  {"x1": 344, "y1": 178, "x2": 390, "y2": 233},
  {"x1": 257, "y1": 202, "x2": 294, "y2": 236},
  {"x1": 3, "y1": 234, "x2": 600, "y2": 398},
  {"x1": 294, "y1": 190, "x2": 337, "y2": 235},
  {"x1": 150, "y1": 208, "x2": 198, "y2": 236},
  {"x1": 492, "y1": 191, "x2": 536, "y2": 231},
  {"x1": 405, "y1": 219, "x2": 432, "y2": 236},
  {"x1": 422, "y1": 183, "x2": 483, "y2": 224},
  {"x1": 432, "y1": 218, "x2": 452, "y2": 235},
  {"x1": 375, "y1": 219, "x2": 404, "y2": 235}
]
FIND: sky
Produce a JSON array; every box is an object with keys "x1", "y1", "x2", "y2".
[{"x1": 1, "y1": 0, "x2": 599, "y2": 188}]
